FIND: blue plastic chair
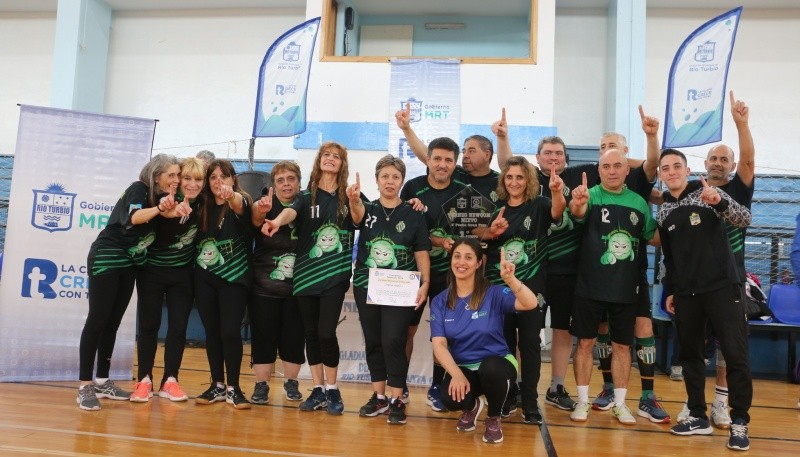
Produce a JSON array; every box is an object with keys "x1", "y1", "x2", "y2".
[{"x1": 766, "y1": 284, "x2": 800, "y2": 325}]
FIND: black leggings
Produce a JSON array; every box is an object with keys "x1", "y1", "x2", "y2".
[
  {"x1": 354, "y1": 287, "x2": 415, "y2": 387},
  {"x1": 136, "y1": 266, "x2": 194, "y2": 385},
  {"x1": 440, "y1": 356, "x2": 517, "y2": 417},
  {"x1": 503, "y1": 305, "x2": 545, "y2": 411},
  {"x1": 79, "y1": 267, "x2": 137, "y2": 381},
  {"x1": 195, "y1": 268, "x2": 247, "y2": 387},
  {"x1": 296, "y1": 282, "x2": 349, "y2": 368},
  {"x1": 250, "y1": 294, "x2": 305, "y2": 365}
]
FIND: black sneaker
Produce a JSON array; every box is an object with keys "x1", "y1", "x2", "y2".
[
  {"x1": 523, "y1": 406, "x2": 543, "y2": 425},
  {"x1": 326, "y1": 388, "x2": 345, "y2": 415},
  {"x1": 226, "y1": 386, "x2": 252, "y2": 410},
  {"x1": 727, "y1": 418, "x2": 750, "y2": 451},
  {"x1": 299, "y1": 387, "x2": 327, "y2": 411},
  {"x1": 387, "y1": 399, "x2": 407, "y2": 425},
  {"x1": 545, "y1": 385, "x2": 576, "y2": 411},
  {"x1": 195, "y1": 384, "x2": 226, "y2": 404},
  {"x1": 251, "y1": 381, "x2": 269, "y2": 405},
  {"x1": 359, "y1": 392, "x2": 390, "y2": 417},
  {"x1": 670, "y1": 416, "x2": 713, "y2": 436},
  {"x1": 501, "y1": 384, "x2": 519, "y2": 418},
  {"x1": 284, "y1": 379, "x2": 303, "y2": 401}
]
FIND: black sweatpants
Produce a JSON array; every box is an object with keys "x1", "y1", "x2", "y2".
[
  {"x1": 354, "y1": 287, "x2": 415, "y2": 388},
  {"x1": 503, "y1": 305, "x2": 544, "y2": 411},
  {"x1": 296, "y1": 282, "x2": 349, "y2": 368},
  {"x1": 80, "y1": 266, "x2": 137, "y2": 381},
  {"x1": 194, "y1": 268, "x2": 247, "y2": 387},
  {"x1": 674, "y1": 285, "x2": 752, "y2": 423},
  {"x1": 135, "y1": 266, "x2": 194, "y2": 385},
  {"x1": 250, "y1": 294, "x2": 306, "y2": 365},
  {"x1": 440, "y1": 356, "x2": 517, "y2": 417}
]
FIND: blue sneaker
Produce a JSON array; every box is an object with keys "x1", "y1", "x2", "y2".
[
  {"x1": 638, "y1": 392, "x2": 671, "y2": 423},
  {"x1": 326, "y1": 388, "x2": 344, "y2": 415},
  {"x1": 426, "y1": 384, "x2": 447, "y2": 412},
  {"x1": 591, "y1": 383, "x2": 615, "y2": 411},
  {"x1": 670, "y1": 416, "x2": 713, "y2": 436},
  {"x1": 727, "y1": 418, "x2": 750, "y2": 451},
  {"x1": 299, "y1": 387, "x2": 327, "y2": 411}
]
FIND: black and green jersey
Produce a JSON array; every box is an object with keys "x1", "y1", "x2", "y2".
[
  {"x1": 253, "y1": 195, "x2": 296, "y2": 298},
  {"x1": 88, "y1": 181, "x2": 156, "y2": 276},
  {"x1": 574, "y1": 185, "x2": 656, "y2": 304},
  {"x1": 485, "y1": 197, "x2": 556, "y2": 293},
  {"x1": 195, "y1": 199, "x2": 254, "y2": 286},
  {"x1": 452, "y1": 166, "x2": 500, "y2": 204},
  {"x1": 290, "y1": 189, "x2": 362, "y2": 296},
  {"x1": 718, "y1": 173, "x2": 754, "y2": 281},
  {"x1": 353, "y1": 201, "x2": 431, "y2": 290},
  {"x1": 147, "y1": 200, "x2": 201, "y2": 268},
  {"x1": 400, "y1": 175, "x2": 467, "y2": 287}
]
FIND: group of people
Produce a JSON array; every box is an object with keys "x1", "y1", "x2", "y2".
[{"x1": 75, "y1": 92, "x2": 759, "y2": 450}]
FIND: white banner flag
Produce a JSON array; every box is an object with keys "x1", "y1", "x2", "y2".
[
  {"x1": 389, "y1": 59, "x2": 461, "y2": 179},
  {"x1": 0, "y1": 106, "x2": 155, "y2": 382}
]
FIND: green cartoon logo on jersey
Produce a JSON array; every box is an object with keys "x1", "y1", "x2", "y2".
[
  {"x1": 197, "y1": 239, "x2": 225, "y2": 269},
  {"x1": 601, "y1": 230, "x2": 635, "y2": 265},
  {"x1": 169, "y1": 225, "x2": 198, "y2": 249},
  {"x1": 502, "y1": 238, "x2": 528, "y2": 266},
  {"x1": 269, "y1": 254, "x2": 295, "y2": 280},
  {"x1": 309, "y1": 223, "x2": 343, "y2": 258},
  {"x1": 429, "y1": 228, "x2": 450, "y2": 258},
  {"x1": 365, "y1": 236, "x2": 398, "y2": 269},
  {"x1": 128, "y1": 232, "x2": 155, "y2": 257}
]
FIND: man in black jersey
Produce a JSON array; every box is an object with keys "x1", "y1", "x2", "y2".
[
  {"x1": 395, "y1": 104, "x2": 512, "y2": 202},
  {"x1": 674, "y1": 91, "x2": 755, "y2": 429}
]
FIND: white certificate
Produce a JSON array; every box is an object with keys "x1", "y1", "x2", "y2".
[{"x1": 366, "y1": 268, "x2": 421, "y2": 307}]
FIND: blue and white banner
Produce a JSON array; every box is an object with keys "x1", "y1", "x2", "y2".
[
  {"x1": 663, "y1": 7, "x2": 742, "y2": 148},
  {"x1": 0, "y1": 105, "x2": 155, "y2": 382},
  {"x1": 252, "y1": 17, "x2": 320, "y2": 138},
  {"x1": 389, "y1": 59, "x2": 461, "y2": 179}
]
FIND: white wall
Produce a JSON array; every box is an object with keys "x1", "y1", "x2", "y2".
[
  {"x1": 0, "y1": 12, "x2": 56, "y2": 156},
  {"x1": 644, "y1": 8, "x2": 800, "y2": 173}
]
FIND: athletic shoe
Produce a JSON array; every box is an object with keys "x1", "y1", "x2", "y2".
[
  {"x1": 77, "y1": 384, "x2": 101, "y2": 411},
  {"x1": 226, "y1": 386, "x2": 251, "y2": 410},
  {"x1": 501, "y1": 389, "x2": 518, "y2": 418},
  {"x1": 326, "y1": 388, "x2": 344, "y2": 415},
  {"x1": 711, "y1": 399, "x2": 731, "y2": 429},
  {"x1": 669, "y1": 366, "x2": 684, "y2": 381},
  {"x1": 727, "y1": 418, "x2": 750, "y2": 451},
  {"x1": 591, "y1": 383, "x2": 615, "y2": 411},
  {"x1": 670, "y1": 416, "x2": 713, "y2": 435},
  {"x1": 676, "y1": 402, "x2": 691, "y2": 422},
  {"x1": 638, "y1": 393, "x2": 671, "y2": 423},
  {"x1": 401, "y1": 386, "x2": 410, "y2": 404},
  {"x1": 359, "y1": 392, "x2": 389, "y2": 417},
  {"x1": 195, "y1": 384, "x2": 226, "y2": 404},
  {"x1": 456, "y1": 396, "x2": 485, "y2": 432},
  {"x1": 284, "y1": 379, "x2": 303, "y2": 401},
  {"x1": 482, "y1": 416, "x2": 503, "y2": 444},
  {"x1": 251, "y1": 381, "x2": 270, "y2": 405},
  {"x1": 159, "y1": 380, "x2": 188, "y2": 402},
  {"x1": 93, "y1": 380, "x2": 131, "y2": 400},
  {"x1": 426, "y1": 384, "x2": 447, "y2": 412},
  {"x1": 387, "y1": 399, "x2": 407, "y2": 425},
  {"x1": 522, "y1": 406, "x2": 543, "y2": 425},
  {"x1": 612, "y1": 403, "x2": 637, "y2": 425},
  {"x1": 129, "y1": 381, "x2": 153, "y2": 403},
  {"x1": 299, "y1": 387, "x2": 327, "y2": 411},
  {"x1": 570, "y1": 401, "x2": 590, "y2": 422},
  {"x1": 545, "y1": 385, "x2": 576, "y2": 411}
]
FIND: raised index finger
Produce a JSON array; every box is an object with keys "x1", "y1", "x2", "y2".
[
  {"x1": 501, "y1": 107, "x2": 506, "y2": 123},
  {"x1": 355, "y1": 172, "x2": 361, "y2": 187},
  {"x1": 638, "y1": 104, "x2": 645, "y2": 120},
  {"x1": 405, "y1": 102, "x2": 411, "y2": 116},
  {"x1": 496, "y1": 206, "x2": 506, "y2": 219},
  {"x1": 729, "y1": 90, "x2": 735, "y2": 105},
  {"x1": 582, "y1": 171, "x2": 587, "y2": 188},
  {"x1": 700, "y1": 175, "x2": 709, "y2": 187},
  {"x1": 500, "y1": 246, "x2": 506, "y2": 263},
  {"x1": 267, "y1": 186, "x2": 274, "y2": 200}
]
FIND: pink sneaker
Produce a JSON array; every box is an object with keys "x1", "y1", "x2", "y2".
[
  {"x1": 159, "y1": 380, "x2": 188, "y2": 402},
  {"x1": 129, "y1": 381, "x2": 153, "y2": 403}
]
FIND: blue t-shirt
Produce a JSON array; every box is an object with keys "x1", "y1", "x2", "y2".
[{"x1": 430, "y1": 284, "x2": 517, "y2": 366}]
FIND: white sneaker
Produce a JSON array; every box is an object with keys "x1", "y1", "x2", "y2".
[
  {"x1": 711, "y1": 400, "x2": 731, "y2": 429},
  {"x1": 669, "y1": 366, "x2": 683, "y2": 381},
  {"x1": 570, "y1": 401, "x2": 590, "y2": 422},
  {"x1": 612, "y1": 403, "x2": 637, "y2": 425},
  {"x1": 677, "y1": 402, "x2": 691, "y2": 423}
]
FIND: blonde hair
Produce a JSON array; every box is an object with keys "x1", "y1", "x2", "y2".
[{"x1": 496, "y1": 155, "x2": 540, "y2": 202}]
